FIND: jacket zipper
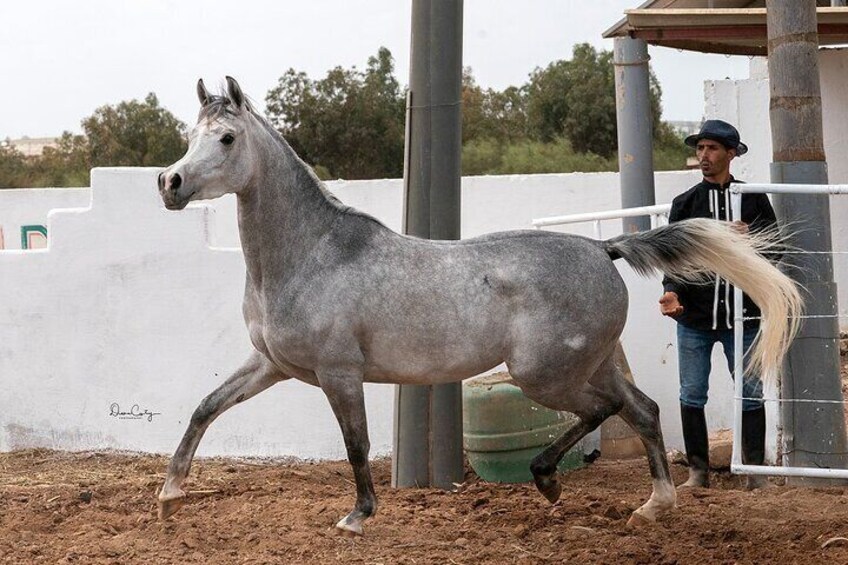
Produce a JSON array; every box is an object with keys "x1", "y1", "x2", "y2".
[
  {"x1": 724, "y1": 189, "x2": 732, "y2": 329},
  {"x1": 711, "y1": 189, "x2": 720, "y2": 330}
]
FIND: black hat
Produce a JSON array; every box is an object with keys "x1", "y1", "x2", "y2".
[{"x1": 684, "y1": 119, "x2": 748, "y2": 156}]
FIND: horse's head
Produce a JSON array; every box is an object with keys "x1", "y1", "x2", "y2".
[{"x1": 159, "y1": 77, "x2": 258, "y2": 210}]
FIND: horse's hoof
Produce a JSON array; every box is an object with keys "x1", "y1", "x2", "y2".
[
  {"x1": 745, "y1": 475, "x2": 772, "y2": 491},
  {"x1": 335, "y1": 516, "x2": 364, "y2": 536},
  {"x1": 535, "y1": 478, "x2": 562, "y2": 504},
  {"x1": 626, "y1": 510, "x2": 654, "y2": 528},
  {"x1": 158, "y1": 492, "x2": 186, "y2": 521}
]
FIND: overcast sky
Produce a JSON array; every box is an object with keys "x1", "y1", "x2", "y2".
[{"x1": 0, "y1": 0, "x2": 752, "y2": 140}]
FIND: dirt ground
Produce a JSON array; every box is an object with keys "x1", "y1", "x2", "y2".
[
  {"x1": 2, "y1": 342, "x2": 848, "y2": 564},
  {"x1": 2, "y1": 450, "x2": 848, "y2": 564}
]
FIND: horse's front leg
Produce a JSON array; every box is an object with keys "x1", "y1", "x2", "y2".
[
  {"x1": 158, "y1": 351, "x2": 286, "y2": 520},
  {"x1": 317, "y1": 369, "x2": 376, "y2": 536}
]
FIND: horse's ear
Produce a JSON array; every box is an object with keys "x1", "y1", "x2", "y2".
[
  {"x1": 225, "y1": 76, "x2": 245, "y2": 108},
  {"x1": 197, "y1": 79, "x2": 212, "y2": 107}
]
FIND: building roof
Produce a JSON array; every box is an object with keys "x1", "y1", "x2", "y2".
[{"x1": 604, "y1": 1, "x2": 848, "y2": 56}]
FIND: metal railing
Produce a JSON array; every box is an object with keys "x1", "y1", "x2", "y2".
[
  {"x1": 531, "y1": 186, "x2": 848, "y2": 480},
  {"x1": 730, "y1": 182, "x2": 848, "y2": 480},
  {"x1": 531, "y1": 203, "x2": 671, "y2": 238}
]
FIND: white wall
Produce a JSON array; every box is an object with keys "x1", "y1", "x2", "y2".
[
  {"x1": 0, "y1": 187, "x2": 88, "y2": 250},
  {"x1": 3, "y1": 164, "x2": 846, "y2": 459},
  {"x1": 0, "y1": 169, "x2": 391, "y2": 460},
  {"x1": 330, "y1": 171, "x2": 700, "y2": 240},
  {"x1": 2, "y1": 48, "x2": 846, "y2": 460},
  {"x1": 1, "y1": 167, "x2": 708, "y2": 458}
]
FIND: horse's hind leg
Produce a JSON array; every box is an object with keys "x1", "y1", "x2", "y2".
[
  {"x1": 610, "y1": 371, "x2": 677, "y2": 526},
  {"x1": 528, "y1": 358, "x2": 676, "y2": 525},
  {"x1": 529, "y1": 379, "x2": 623, "y2": 504},
  {"x1": 158, "y1": 351, "x2": 286, "y2": 520}
]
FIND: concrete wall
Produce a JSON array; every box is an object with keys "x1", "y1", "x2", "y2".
[
  {"x1": 1, "y1": 167, "x2": 709, "y2": 460},
  {"x1": 1, "y1": 48, "x2": 845, "y2": 461},
  {"x1": 0, "y1": 188, "x2": 88, "y2": 250}
]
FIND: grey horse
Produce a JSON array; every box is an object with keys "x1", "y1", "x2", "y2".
[{"x1": 156, "y1": 77, "x2": 802, "y2": 535}]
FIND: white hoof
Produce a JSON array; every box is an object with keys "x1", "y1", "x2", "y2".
[
  {"x1": 335, "y1": 515, "x2": 364, "y2": 536},
  {"x1": 626, "y1": 509, "x2": 655, "y2": 528}
]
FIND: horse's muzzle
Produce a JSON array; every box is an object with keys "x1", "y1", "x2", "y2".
[{"x1": 159, "y1": 171, "x2": 190, "y2": 210}]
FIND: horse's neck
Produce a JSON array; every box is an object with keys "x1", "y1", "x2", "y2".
[{"x1": 237, "y1": 142, "x2": 340, "y2": 287}]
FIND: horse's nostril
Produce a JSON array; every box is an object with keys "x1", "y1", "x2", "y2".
[
  {"x1": 171, "y1": 173, "x2": 182, "y2": 191},
  {"x1": 157, "y1": 172, "x2": 165, "y2": 190}
]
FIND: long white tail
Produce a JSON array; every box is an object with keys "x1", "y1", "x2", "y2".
[{"x1": 604, "y1": 218, "x2": 803, "y2": 383}]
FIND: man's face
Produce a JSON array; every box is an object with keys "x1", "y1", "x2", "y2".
[{"x1": 696, "y1": 139, "x2": 735, "y2": 180}]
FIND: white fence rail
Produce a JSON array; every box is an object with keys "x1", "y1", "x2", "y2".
[
  {"x1": 532, "y1": 186, "x2": 848, "y2": 481},
  {"x1": 531, "y1": 203, "x2": 672, "y2": 239},
  {"x1": 730, "y1": 182, "x2": 848, "y2": 480}
]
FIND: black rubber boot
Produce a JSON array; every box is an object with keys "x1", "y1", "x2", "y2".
[
  {"x1": 679, "y1": 404, "x2": 710, "y2": 488},
  {"x1": 742, "y1": 406, "x2": 768, "y2": 490}
]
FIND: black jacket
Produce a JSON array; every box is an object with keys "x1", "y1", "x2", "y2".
[{"x1": 662, "y1": 177, "x2": 778, "y2": 330}]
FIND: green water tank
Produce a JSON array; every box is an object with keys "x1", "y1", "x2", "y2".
[{"x1": 463, "y1": 372, "x2": 584, "y2": 483}]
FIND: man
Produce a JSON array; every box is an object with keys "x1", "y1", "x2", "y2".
[{"x1": 659, "y1": 120, "x2": 776, "y2": 490}]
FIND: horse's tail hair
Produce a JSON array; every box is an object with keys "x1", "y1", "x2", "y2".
[{"x1": 603, "y1": 218, "x2": 802, "y2": 384}]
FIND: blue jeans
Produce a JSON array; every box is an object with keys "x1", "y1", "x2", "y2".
[{"x1": 677, "y1": 324, "x2": 764, "y2": 411}]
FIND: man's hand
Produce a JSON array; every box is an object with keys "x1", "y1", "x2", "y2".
[
  {"x1": 730, "y1": 220, "x2": 749, "y2": 235},
  {"x1": 659, "y1": 291, "x2": 684, "y2": 317}
]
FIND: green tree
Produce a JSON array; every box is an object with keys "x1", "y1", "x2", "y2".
[
  {"x1": 482, "y1": 85, "x2": 528, "y2": 142},
  {"x1": 462, "y1": 68, "x2": 527, "y2": 145},
  {"x1": 82, "y1": 93, "x2": 187, "y2": 167},
  {"x1": 0, "y1": 143, "x2": 29, "y2": 188},
  {"x1": 1, "y1": 93, "x2": 186, "y2": 188},
  {"x1": 0, "y1": 133, "x2": 90, "y2": 188},
  {"x1": 525, "y1": 59, "x2": 571, "y2": 144},
  {"x1": 524, "y1": 43, "x2": 672, "y2": 160},
  {"x1": 461, "y1": 68, "x2": 487, "y2": 144},
  {"x1": 653, "y1": 122, "x2": 690, "y2": 171},
  {"x1": 33, "y1": 132, "x2": 90, "y2": 187},
  {"x1": 561, "y1": 44, "x2": 617, "y2": 157},
  {"x1": 265, "y1": 47, "x2": 406, "y2": 179}
]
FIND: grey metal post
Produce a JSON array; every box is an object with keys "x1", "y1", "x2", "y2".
[
  {"x1": 766, "y1": 0, "x2": 847, "y2": 485},
  {"x1": 393, "y1": 0, "x2": 464, "y2": 490},
  {"x1": 613, "y1": 37, "x2": 656, "y2": 234}
]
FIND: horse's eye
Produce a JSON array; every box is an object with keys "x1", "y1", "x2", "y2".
[{"x1": 220, "y1": 133, "x2": 235, "y2": 146}]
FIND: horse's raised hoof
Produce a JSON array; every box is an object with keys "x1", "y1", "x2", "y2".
[
  {"x1": 626, "y1": 510, "x2": 655, "y2": 528},
  {"x1": 158, "y1": 492, "x2": 187, "y2": 521},
  {"x1": 534, "y1": 475, "x2": 562, "y2": 504}
]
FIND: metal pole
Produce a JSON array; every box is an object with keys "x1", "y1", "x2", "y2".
[
  {"x1": 608, "y1": 37, "x2": 656, "y2": 461},
  {"x1": 766, "y1": 0, "x2": 847, "y2": 485},
  {"x1": 730, "y1": 192, "x2": 745, "y2": 470},
  {"x1": 613, "y1": 37, "x2": 656, "y2": 234},
  {"x1": 394, "y1": 0, "x2": 464, "y2": 490}
]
